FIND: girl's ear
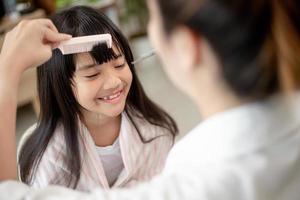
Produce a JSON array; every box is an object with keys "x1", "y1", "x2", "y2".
[{"x1": 169, "y1": 26, "x2": 202, "y2": 73}]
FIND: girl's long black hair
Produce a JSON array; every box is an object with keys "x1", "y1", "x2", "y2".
[{"x1": 19, "y1": 6, "x2": 178, "y2": 188}]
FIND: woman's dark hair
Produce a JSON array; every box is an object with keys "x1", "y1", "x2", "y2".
[
  {"x1": 156, "y1": 0, "x2": 300, "y2": 98},
  {"x1": 19, "y1": 6, "x2": 178, "y2": 188}
]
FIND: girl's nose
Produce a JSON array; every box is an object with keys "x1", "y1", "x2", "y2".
[{"x1": 102, "y1": 74, "x2": 122, "y2": 90}]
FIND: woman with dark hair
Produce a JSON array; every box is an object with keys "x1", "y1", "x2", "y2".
[
  {"x1": 1, "y1": 0, "x2": 300, "y2": 199},
  {"x1": 18, "y1": 6, "x2": 177, "y2": 191}
]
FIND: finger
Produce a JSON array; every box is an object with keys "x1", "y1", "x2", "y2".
[{"x1": 43, "y1": 28, "x2": 72, "y2": 43}]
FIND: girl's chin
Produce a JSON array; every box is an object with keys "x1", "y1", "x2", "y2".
[{"x1": 95, "y1": 105, "x2": 125, "y2": 118}]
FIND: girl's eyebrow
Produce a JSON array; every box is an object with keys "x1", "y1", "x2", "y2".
[
  {"x1": 77, "y1": 63, "x2": 97, "y2": 71},
  {"x1": 115, "y1": 54, "x2": 122, "y2": 58}
]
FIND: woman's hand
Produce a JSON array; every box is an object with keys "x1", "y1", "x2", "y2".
[{"x1": 0, "y1": 19, "x2": 71, "y2": 74}]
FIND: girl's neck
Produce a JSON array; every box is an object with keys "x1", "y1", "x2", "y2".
[{"x1": 82, "y1": 111, "x2": 122, "y2": 147}]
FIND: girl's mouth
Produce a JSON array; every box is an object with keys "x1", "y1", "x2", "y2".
[{"x1": 98, "y1": 89, "x2": 124, "y2": 104}]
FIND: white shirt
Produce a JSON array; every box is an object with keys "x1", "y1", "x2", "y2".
[
  {"x1": 96, "y1": 138, "x2": 124, "y2": 186},
  {"x1": 3, "y1": 92, "x2": 300, "y2": 200}
]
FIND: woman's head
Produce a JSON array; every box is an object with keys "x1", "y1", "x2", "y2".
[
  {"x1": 19, "y1": 6, "x2": 177, "y2": 188},
  {"x1": 148, "y1": 0, "x2": 300, "y2": 102}
]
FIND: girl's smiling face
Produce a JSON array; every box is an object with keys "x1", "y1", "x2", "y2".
[{"x1": 73, "y1": 46, "x2": 132, "y2": 119}]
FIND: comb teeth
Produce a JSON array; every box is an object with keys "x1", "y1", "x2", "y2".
[{"x1": 58, "y1": 34, "x2": 112, "y2": 55}]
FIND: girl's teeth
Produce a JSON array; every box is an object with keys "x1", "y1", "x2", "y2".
[{"x1": 102, "y1": 91, "x2": 121, "y2": 100}]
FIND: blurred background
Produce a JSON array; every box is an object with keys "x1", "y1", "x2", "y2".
[{"x1": 0, "y1": 0, "x2": 201, "y2": 143}]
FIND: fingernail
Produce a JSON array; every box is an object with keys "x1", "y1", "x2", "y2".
[{"x1": 63, "y1": 34, "x2": 72, "y2": 39}]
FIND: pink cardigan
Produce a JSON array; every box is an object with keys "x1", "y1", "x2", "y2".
[{"x1": 18, "y1": 113, "x2": 173, "y2": 191}]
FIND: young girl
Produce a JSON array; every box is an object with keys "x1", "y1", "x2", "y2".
[{"x1": 18, "y1": 6, "x2": 177, "y2": 191}]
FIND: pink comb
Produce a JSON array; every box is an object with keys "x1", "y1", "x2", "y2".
[{"x1": 57, "y1": 34, "x2": 112, "y2": 55}]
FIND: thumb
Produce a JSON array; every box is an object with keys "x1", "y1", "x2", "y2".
[{"x1": 43, "y1": 29, "x2": 72, "y2": 44}]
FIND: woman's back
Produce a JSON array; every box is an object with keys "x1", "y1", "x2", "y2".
[{"x1": 160, "y1": 93, "x2": 300, "y2": 199}]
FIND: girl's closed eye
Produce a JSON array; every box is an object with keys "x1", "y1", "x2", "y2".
[
  {"x1": 85, "y1": 73, "x2": 100, "y2": 78},
  {"x1": 115, "y1": 63, "x2": 125, "y2": 69},
  {"x1": 114, "y1": 56, "x2": 126, "y2": 69},
  {"x1": 82, "y1": 68, "x2": 101, "y2": 79}
]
